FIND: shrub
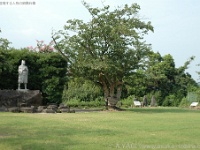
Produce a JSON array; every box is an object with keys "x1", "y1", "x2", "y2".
[
  {"x1": 37, "y1": 52, "x2": 67, "y2": 104},
  {"x1": 65, "y1": 97, "x2": 105, "y2": 107},
  {"x1": 62, "y1": 77, "x2": 102, "y2": 102},
  {"x1": 179, "y1": 97, "x2": 190, "y2": 108},
  {"x1": 179, "y1": 90, "x2": 200, "y2": 108},
  {"x1": 162, "y1": 95, "x2": 175, "y2": 106},
  {"x1": 120, "y1": 95, "x2": 135, "y2": 107}
]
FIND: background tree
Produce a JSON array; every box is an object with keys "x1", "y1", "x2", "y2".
[
  {"x1": 144, "y1": 53, "x2": 176, "y2": 105},
  {"x1": 124, "y1": 69, "x2": 147, "y2": 97},
  {"x1": 144, "y1": 54, "x2": 196, "y2": 106},
  {"x1": 53, "y1": 2, "x2": 153, "y2": 107},
  {"x1": 122, "y1": 52, "x2": 197, "y2": 106},
  {"x1": 0, "y1": 48, "x2": 11, "y2": 81},
  {"x1": 0, "y1": 31, "x2": 12, "y2": 78},
  {"x1": 0, "y1": 38, "x2": 11, "y2": 50},
  {"x1": 173, "y1": 56, "x2": 197, "y2": 104}
]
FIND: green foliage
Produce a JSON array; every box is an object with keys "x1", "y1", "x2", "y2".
[
  {"x1": 37, "y1": 53, "x2": 67, "y2": 104},
  {"x1": 145, "y1": 54, "x2": 176, "y2": 97},
  {"x1": 124, "y1": 53, "x2": 176, "y2": 104},
  {"x1": 0, "y1": 35, "x2": 12, "y2": 78},
  {"x1": 179, "y1": 97, "x2": 190, "y2": 108},
  {"x1": 120, "y1": 95, "x2": 135, "y2": 107},
  {"x1": 162, "y1": 94, "x2": 179, "y2": 107},
  {"x1": 62, "y1": 77, "x2": 102, "y2": 102},
  {"x1": 179, "y1": 88, "x2": 200, "y2": 108},
  {"x1": 65, "y1": 97, "x2": 105, "y2": 107},
  {"x1": 145, "y1": 91, "x2": 161, "y2": 106},
  {"x1": 195, "y1": 88, "x2": 200, "y2": 101},
  {"x1": 187, "y1": 92, "x2": 200, "y2": 103},
  {"x1": 62, "y1": 77, "x2": 104, "y2": 107},
  {"x1": 125, "y1": 52, "x2": 197, "y2": 106},
  {"x1": 0, "y1": 48, "x2": 10, "y2": 77},
  {"x1": 0, "y1": 37, "x2": 11, "y2": 50},
  {"x1": 125, "y1": 69, "x2": 147, "y2": 97}
]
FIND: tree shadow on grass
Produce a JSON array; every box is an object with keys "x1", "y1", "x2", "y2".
[{"x1": 125, "y1": 107, "x2": 199, "y2": 113}]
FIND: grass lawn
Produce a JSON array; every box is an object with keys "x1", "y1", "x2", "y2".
[{"x1": 0, "y1": 107, "x2": 200, "y2": 150}]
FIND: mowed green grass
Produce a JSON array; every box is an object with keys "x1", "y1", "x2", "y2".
[{"x1": 0, "y1": 108, "x2": 200, "y2": 150}]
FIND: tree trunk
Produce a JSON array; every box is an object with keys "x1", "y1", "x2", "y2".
[
  {"x1": 109, "y1": 83, "x2": 115, "y2": 98},
  {"x1": 107, "y1": 83, "x2": 118, "y2": 107},
  {"x1": 99, "y1": 73, "x2": 122, "y2": 108},
  {"x1": 99, "y1": 73, "x2": 109, "y2": 100},
  {"x1": 116, "y1": 85, "x2": 122, "y2": 100}
]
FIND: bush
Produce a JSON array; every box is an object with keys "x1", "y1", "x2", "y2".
[
  {"x1": 62, "y1": 77, "x2": 102, "y2": 102},
  {"x1": 120, "y1": 95, "x2": 135, "y2": 107},
  {"x1": 179, "y1": 90, "x2": 200, "y2": 108},
  {"x1": 152, "y1": 91, "x2": 162, "y2": 106},
  {"x1": 37, "y1": 53, "x2": 67, "y2": 104},
  {"x1": 179, "y1": 97, "x2": 190, "y2": 108},
  {"x1": 162, "y1": 95, "x2": 176, "y2": 106},
  {"x1": 65, "y1": 97, "x2": 105, "y2": 107}
]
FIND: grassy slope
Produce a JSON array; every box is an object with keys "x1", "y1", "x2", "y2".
[{"x1": 0, "y1": 108, "x2": 200, "y2": 150}]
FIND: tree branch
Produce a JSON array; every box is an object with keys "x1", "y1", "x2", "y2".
[{"x1": 51, "y1": 36, "x2": 69, "y2": 62}]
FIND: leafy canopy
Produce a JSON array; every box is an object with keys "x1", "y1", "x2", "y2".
[{"x1": 54, "y1": 2, "x2": 154, "y2": 86}]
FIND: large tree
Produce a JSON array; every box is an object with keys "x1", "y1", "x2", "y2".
[
  {"x1": 144, "y1": 53, "x2": 196, "y2": 105},
  {"x1": 53, "y1": 2, "x2": 153, "y2": 107}
]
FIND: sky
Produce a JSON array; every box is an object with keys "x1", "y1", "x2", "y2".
[{"x1": 0, "y1": 0, "x2": 200, "y2": 81}]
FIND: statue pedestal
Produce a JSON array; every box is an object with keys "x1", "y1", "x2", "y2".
[{"x1": 0, "y1": 90, "x2": 42, "y2": 108}]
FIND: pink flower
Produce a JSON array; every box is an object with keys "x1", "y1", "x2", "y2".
[
  {"x1": 29, "y1": 46, "x2": 33, "y2": 49},
  {"x1": 40, "y1": 47, "x2": 45, "y2": 51},
  {"x1": 49, "y1": 47, "x2": 54, "y2": 51}
]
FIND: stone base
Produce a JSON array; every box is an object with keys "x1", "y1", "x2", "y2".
[
  {"x1": 0, "y1": 90, "x2": 42, "y2": 108},
  {"x1": 0, "y1": 106, "x2": 7, "y2": 112},
  {"x1": 20, "y1": 107, "x2": 34, "y2": 113}
]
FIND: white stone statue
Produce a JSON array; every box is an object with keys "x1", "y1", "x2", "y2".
[{"x1": 18, "y1": 60, "x2": 28, "y2": 90}]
